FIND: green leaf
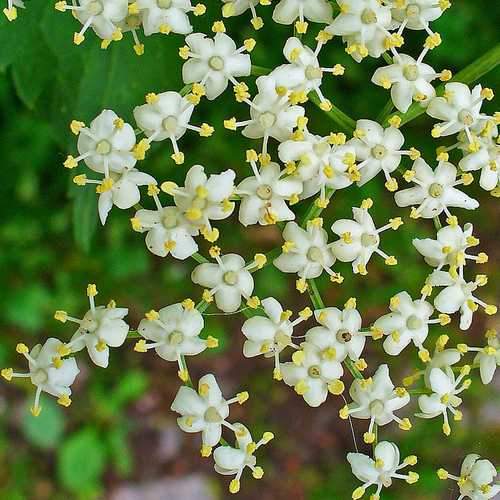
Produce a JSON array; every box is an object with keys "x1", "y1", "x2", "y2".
[
  {"x1": 21, "y1": 397, "x2": 65, "y2": 449},
  {"x1": 57, "y1": 427, "x2": 107, "y2": 493},
  {"x1": 107, "y1": 370, "x2": 149, "y2": 411},
  {"x1": 72, "y1": 185, "x2": 98, "y2": 253},
  {"x1": 107, "y1": 428, "x2": 133, "y2": 477}
]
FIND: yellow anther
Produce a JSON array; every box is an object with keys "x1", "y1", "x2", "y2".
[
  {"x1": 134, "y1": 339, "x2": 147, "y2": 353},
  {"x1": 200, "y1": 445, "x2": 212, "y2": 457},
  {"x1": 485, "y1": 304, "x2": 497, "y2": 315},
  {"x1": 130, "y1": 217, "x2": 142, "y2": 231},
  {"x1": 356, "y1": 263, "x2": 367, "y2": 275},
  {"x1": 1, "y1": 368, "x2": 13, "y2": 381},
  {"x1": 385, "y1": 256, "x2": 398, "y2": 266},
  {"x1": 355, "y1": 359, "x2": 367, "y2": 371},
  {"x1": 296, "y1": 278, "x2": 308, "y2": 293},
  {"x1": 193, "y1": 3, "x2": 205, "y2": 15},
  {"x1": 251, "y1": 16, "x2": 264, "y2": 29},
  {"x1": 178, "y1": 369, "x2": 189, "y2": 382},
  {"x1": 253, "y1": 253, "x2": 267, "y2": 269},
  {"x1": 70, "y1": 120, "x2": 85, "y2": 135},
  {"x1": 86, "y1": 283, "x2": 98, "y2": 297},
  {"x1": 199, "y1": 123, "x2": 214, "y2": 137},
  {"x1": 292, "y1": 350, "x2": 305, "y2": 366},
  {"x1": 299, "y1": 307, "x2": 313, "y2": 320},
  {"x1": 54, "y1": 1, "x2": 67, "y2": 12},
  {"x1": 425, "y1": 32, "x2": 442, "y2": 49},
  {"x1": 329, "y1": 132, "x2": 346, "y2": 145},
  {"x1": 437, "y1": 151, "x2": 449, "y2": 162},
  {"x1": 481, "y1": 88, "x2": 494, "y2": 101},
  {"x1": 440, "y1": 69, "x2": 452, "y2": 81},
  {"x1": 436, "y1": 335, "x2": 449, "y2": 352},
  {"x1": 273, "y1": 367, "x2": 282, "y2": 380},
  {"x1": 244, "y1": 38, "x2": 256, "y2": 52},
  {"x1": 320, "y1": 99, "x2": 333, "y2": 112},
  {"x1": 229, "y1": 479, "x2": 240, "y2": 494},
  {"x1": 30, "y1": 405, "x2": 42, "y2": 417},
  {"x1": 262, "y1": 431, "x2": 274, "y2": 443},
  {"x1": 212, "y1": 20, "x2": 226, "y2": 33},
  {"x1": 388, "y1": 115, "x2": 402, "y2": 128},
  {"x1": 64, "y1": 155, "x2": 78, "y2": 169},
  {"x1": 395, "y1": 387, "x2": 408, "y2": 398},
  {"x1": 418, "y1": 349, "x2": 430, "y2": 362},
  {"x1": 360, "y1": 198, "x2": 373, "y2": 209},
  {"x1": 57, "y1": 394, "x2": 72, "y2": 407},
  {"x1": 145, "y1": 309, "x2": 160, "y2": 321},
  {"x1": 246, "y1": 296, "x2": 260, "y2": 309},
  {"x1": 54, "y1": 310, "x2": 68, "y2": 323},
  {"x1": 399, "y1": 418, "x2": 412, "y2": 431},
  {"x1": 389, "y1": 217, "x2": 403, "y2": 230},
  {"x1": 202, "y1": 290, "x2": 213, "y2": 303},
  {"x1": 437, "y1": 468, "x2": 449, "y2": 480},
  {"x1": 406, "y1": 472, "x2": 419, "y2": 484},
  {"x1": 344, "y1": 297, "x2": 357, "y2": 309},
  {"x1": 171, "y1": 152, "x2": 185, "y2": 165},
  {"x1": 352, "y1": 487, "x2": 365, "y2": 500},
  {"x1": 342, "y1": 232, "x2": 353, "y2": 244},
  {"x1": 330, "y1": 272, "x2": 344, "y2": 284},
  {"x1": 404, "y1": 455, "x2": 418, "y2": 466},
  {"x1": 237, "y1": 391, "x2": 249, "y2": 404},
  {"x1": 179, "y1": 45, "x2": 190, "y2": 59},
  {"x1": 442, "y1": 422, "x2": 451, "y2": 436},
  {"x1": 462, "y1": 173, "x2": 474, "y2": 186},
  {"x1": 294, "y1": 20, "x2": 308, "y2": 34},
  {"x1": 328, "y1": 379, "x2": 345, "y2": 395},
  {"x1": 363, "y1": 432, "x2": 375, "y2": 444},
  {"x1": 339, "y1": 405, "x2": 349, "y2": 420},
  {"x1": 73, "y1": 32, "x2": 85, "y2": 45},
  {"x1": 371, "y1": 327, "x2": 384, "y2": 340},
  {"x1": 431, "y1": 126, "x2": 442, "y2": 138}
]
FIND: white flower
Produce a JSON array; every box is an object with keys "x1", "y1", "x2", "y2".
[
  {"x1": 340, "y1": 364, "x2": 411, "y2": 442},
  {"x1": 3, "y1": 0, "x2": 24, "y2": 21},
  {"x1": 136, "y1": 302, "x2": 215, "y2": 370},
  {"x1": 1, "y1": 338, "x2": 79, "y2": 416},
  {"x1": 170, "y1": 373, "x2": 249, "y2": 455},
  {"x1": 395, "y1": 158, "x2": 479, "y2": 219},
  {"x1": 427, "y1": 270, "x2": 497, "y2": 330},
  {"x1": 330, "y1": 200, "x2": 402, "y2": 274},
  {"x1": 137, "y1": 0, "x2": 196, "y2": 37},
  {"x1": 213, "y1": 424, "x2": 274, "y2": 494},
  {"x1": 55, "y1": 284, "x2": 129, "y2": 368},
  {"x1": 427, "y1": 83, "x2": 493, "y2": 143},
  {"x1": 274, "y1": 220, "x2": 336, "y2": 282},
  {"x1": 348, "y1": 119, "x2": 406, "y2": 187},
  {"x1": 66, "y1": 110, "x2": 137, "y2": 175},
  {"x1": 236, "y1": 156, "x2": 302, "y2": 226},
  {"x1": 182, "y1": 32, "x2": 252, "y2": 100},
  {"x1": 438, "y1": 454, "x2": 499, "y2": 500},
  {"x1": 228, "y1": 75, "x2": 305, "y2": 158},
  {"x1": 416, "y1": 366, "x2": 471, "y2": 435},
  {"x1": 327, "y1": 0, "x2": 392, "y2": 62},
  {"x1": 461, "y1": 330, "x2": 500, "y2": 385},
  {"x1": 134, "y1": 91, "x2": 213, "y2": 164},
  {"x1": 307, "y1": 305, "x2": 367, "y2": 365},
  {"x1": 413, "y1": 222, "x2": 488, "y2": 272},
  {"x1": 371, "y1": 49, "x2": 443, "y2": 112},
  {"x1": 423, "y1": 343, "x2": 461, "y2": 388},
  {"x1": 167, "y1": 164, "x2": 236, "y2": 237},
  {"x1": 60, "y1": 0, "x2": 129, "y2": 44},
  {"x1": 278, "y1": 132, "x2": 355, "y2": 200},
  {"x1": 281, "y1": 341, "x2": 344, "y2": 407},
  {"x1": 241, "y1": 298, "x2": 311, "y2": 378},
  {"x1": 374, "y1": 291, "x2": 437, "y2": 356},
  {"x1": 348, "y1": 441, "x2": 419, "y2": 500},
  {"x1": 388, "y1": 0, "x2": 445, "y2": 33},
  {"x1": 131, "y1": 187, "x2": 198, "y2": 259},
  {"x1": 272, "y1": 0, "x2": 333, "y2": 29},
  {"x1": 191, "y1": 251, "x2": 256, "y2": 313}
]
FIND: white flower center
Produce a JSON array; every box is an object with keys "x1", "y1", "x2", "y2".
[
  {"x1": 275, "y1": 330, "x2": 290, "y2": 347},
  {"x1": 81, "y1": 316, "x2": 98, "y2": 333},
  {"x1": 458, "y1": 109, "x2": 474, "y2": 126},
  {"x1": 208, "y1": 56, "x2": 225, "y2": 71},
  {"x1": 305, "y1": 65, "x2": 323, "y2": 80},
  {"x1": 428, "y1": 182, "x2": 444, "y2": 198},
  {"x1": 406, "y1": 3, "x2": 420, "y2": 17},
  {"x1": 259, "y1": 112, "x2": 277, "y2": 129},
  {"x1": 406, "y1": 315, "x2": 423, "y2": 330},
  {"x1": 336, "y1": 329, "x2": 353, "y2": 343},
  {"x1": 162, "y1": 212, "x2": 178, "y2": 229},
  {"x1": 204, "y1": 406, "x2": 222, "y2": 423},
  {"x1": 369, "y1": 399, "x2": 385, "y2": 415},
  {"x1": 223, "y1": 271, "x2": 238, "y2": 285},
  {"x1": 361, "y1": 8, "x2": 377, "y2": 24},
  {"x1": 32, "y1": 369, "x2": 48, "y2": 385},
  {"x1": 88, "y1": 0, "x2": 103, "y2": 15},
  {"x1": 162, "y1": 116, "x2": 178, "y2": 133},
  {"x1": 169, "y1": 331, "x2": 184, "y2": 345},
  {"x1": 256, "y1": 184, "x2": 273, "y2": 200},
  {"x1": 371, "y1": 144, "x2": 387, "y2": 159},
  {"x1": 361, "y1": 233, "x2": 379, "y2": 247},
  {"x1": 379, "y1": 473, "x2": 393, "y2": 488},
  {"x1": 157, "y1": 0, "x2": 171, "y2": 8},
  {"x1": 308, "y1": 365, "x2": 322, "y2": 378},
  {"x1": 403, "y1": 64, "x2": 419, "y2": 81},
  {"x1": 313, "y1": 141, "x2": 330, "y2": 156},
  {"x1": 96, "y1": 139, "x2": 112, "y2": 155},
  {"x1": 307, "y1": 246, "x2": 323, "y2": 262}
]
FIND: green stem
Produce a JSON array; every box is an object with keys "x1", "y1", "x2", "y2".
[
  {"x1": 300, "y1": 189, "x2": 335, "y2": 227},
  {"x1": 251, "y1": 65, "x2": 270, "y2": 77},
  {"x1": 309, "y1": 93, "x2": 356, "y2": 134},
  {"x1": 192, "y1": 252, "x2": 209, "y2": 264},
  {"x1": 433, "y1": 216, "x2": 443, "y2": 231}
]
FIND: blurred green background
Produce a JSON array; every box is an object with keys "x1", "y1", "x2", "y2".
[{"x1": 0, "y1": 1, "x2": 498, "y2": 499}]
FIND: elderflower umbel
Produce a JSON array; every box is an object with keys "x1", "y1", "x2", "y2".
[
  {"x1": 413, "y1": 222, "x2": 488, "y2": 274},
  {"x1": 131, "y1": 187, "x2": 198, "y2": 259},
  {"x1": 55, "y1": 284, "x2": 129, "y2": 368},
  {"x1": 348, "y1": 441, "x2": 419, "y2": 499},
  {"x1": 3, "y1": 0, "x2": 24, "y2": 21},
  {"x1": 459, "y1": 330, "x2": 499, "y2": 385},
  {"x1": 347, "y1": 119, "x2": 407, "y2": 188},
  {"x1": 236, "y1": 153, "x2": 303, "y2": 226},
  {"x1": 272, "y1": 0, "x2": 333, "y2": 32},
  {"x1": 281, "y1": 340, "x2": 344, "y2": 407},
  {"x1": 437, "y1": 454, "x2": 499, "y2": 499},
  {"x1": 170, "y1": 373, "x2": 249, "y2": 456},
  {"x1": 330, "y1": 200, "x2": 402, "y2": 274},
  {"x1": 327, "y1": 0, "x2": 392, "y2": 62},
  {"x1": 191, "y1": 250, "x2": 259, "y2": 313},
  {"x1": 133, "y1": 90, "x2": 213, "y2": 164},
  {"x1": 340, "y1": 364, "x2": 411, "y2": 443},
  {"x1": 2, "y1": 339, "x2": 79, "y2": 416},
  {"x1": 395, "y1": 158, "x2": 479, "y2": 218},
  {"x1": 374, "y1": 291, "x2": 443, "y2": 357},
  {"x1": 416, "y1": 365, "x2": 471, "y2": 435},
  {"x1": 427, "y1": 83, "x2": 494, "y2": 143},
  {"x1": 274, "y1": 219, "x2": 336, "y2": 287},
  {"x1": 427, "y1": 270, "x2": 497, "y2": 330},
  {"x1": 306, "y1": 303, "x2": 367, "y2": 367},
  {"x1": 214, "y1": 424, "x2": 274, "y2": 494},
  {"x1": 66, "y1": 110, "x2": 137, "y2": 175}
]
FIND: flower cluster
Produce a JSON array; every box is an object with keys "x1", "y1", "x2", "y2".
[{"x1": 4, "y1": 0, "x2": 499, "y2": 497}]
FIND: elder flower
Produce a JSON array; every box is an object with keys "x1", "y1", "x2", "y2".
[
  {"x1": 131, "y1": 187, "x2": 198, "y2": 259},
  {"x1": 66, "y1": 110, "x2": 137, "y2": 175},
  {"x1": 1, "y1": 338, "x2": 79, "y2": 416},
  {"x1": 427, "y1": 270, "x2": 497, "y2": 330},
  {"x1": 274, "y1": 219, "x2": 336, "y2": 286},
  {"x1": 272, "y1": 0, "x2": 333, "y2": 32},
  {"x1": 459, "y1": 330, "x2": 499, "y2": 385},
  {"x1": 413, "y1": 222, "x2": 488, "y2": 274},
  {"x1": 236, "y1": 153, "x2": 303, "y2": 226},
  {"x1": 134, "y1": 91, "x2": 213, "y2": 164},
  {"x1": 214, "y1": 424, "x2": 274, "y2": 494},
  {"x1": 416, "y1": 365, "x2": 471, "y2": 435},
  {"x1": 348, "y1": 119, "x2": 407, "y2": 188},
  {"x1": 54, "y1": 284, "x2": 129, "y2": 368},
  {"x1": 327, "y1": 0, "x2": 392, "y2": 62},
  {"x1": 388, "y1": 0, "x2": 446, "y2": 34},
  {"x1": 437, "y1": 454, "x2": 499, "y2": 500},
  {"x1": 242, "y1": 299, "x2": 311, "y2": 378},
  {"x1": 191, "y1": 250, "x2": 258, "y2": 313},
  {"x1": 281, "y1": 341, "x2": 344, "y2": 407},
  {"x1": 395, "y1": 158, "x2": 479, "y2": 219},
  {"x1": 340, "y1": 364, "x2": 411, "y2": 443},
  {"x1": 170, "y1": 373, "x2": 249, "y2": 456},
  {"x1": 330, "y1": 199, "x2": 402, "y2": 274},
  {"x1": 181, "y1": 32, "x2": 252, "y2": 101},
  {"x1": 348, "y1": 441, "x2": 419, "y2": 500}
]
